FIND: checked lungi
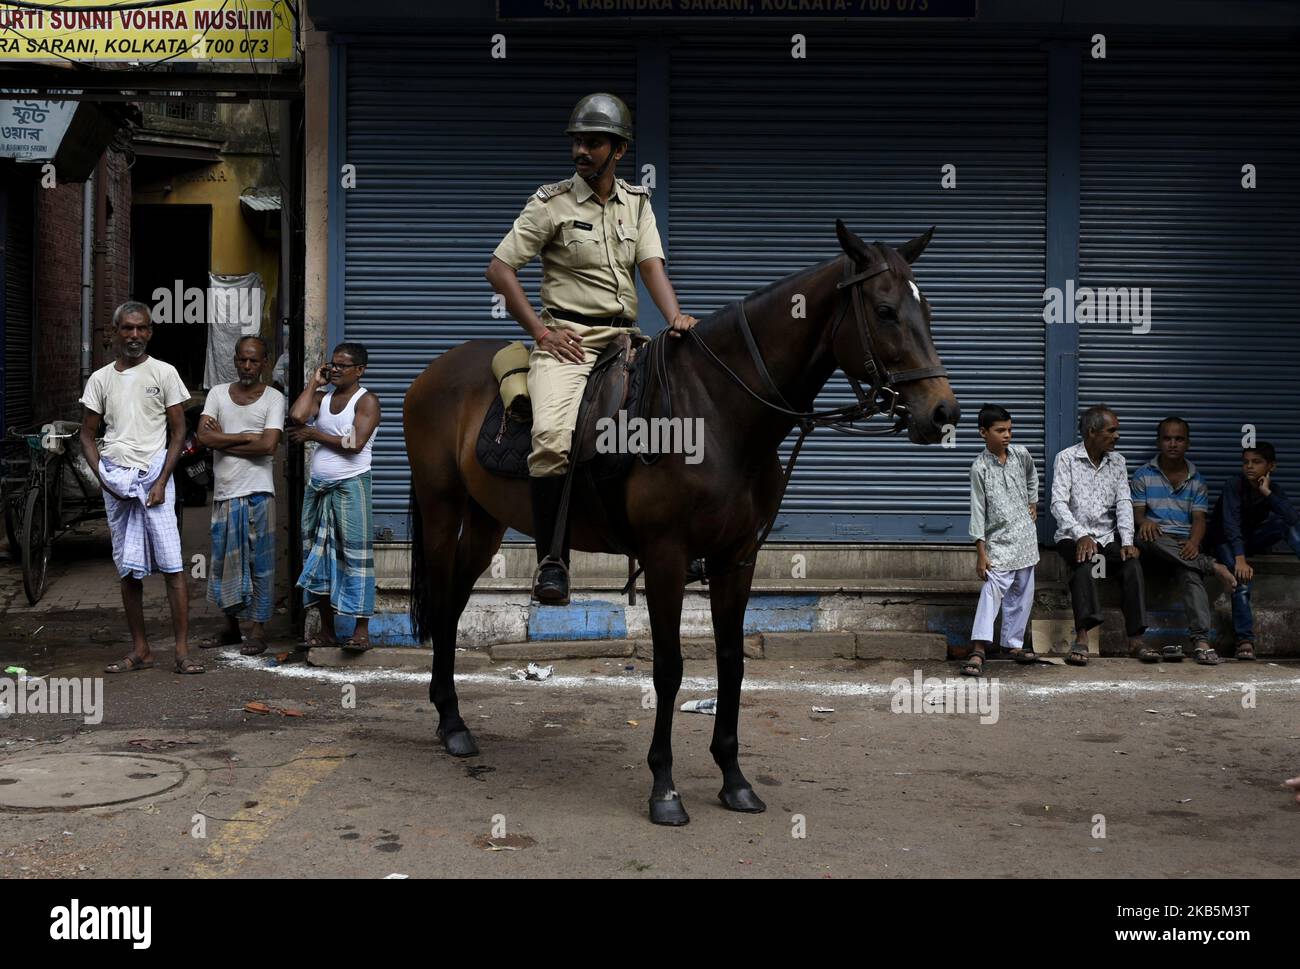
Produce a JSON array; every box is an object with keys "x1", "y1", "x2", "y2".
[
  {"x1": 207, "y1": 492, "x2": 276, "y2": 622},
  {"x1": 296, "y1": 471, "x2": 375, "y2": 618},
  {"x1": 99, "y1": 450, "x2": 183, "y2": 579}
]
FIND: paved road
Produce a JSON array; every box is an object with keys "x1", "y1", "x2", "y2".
[{"x1": 1, "y1": 633, "x2": 1298, "y2": 878}]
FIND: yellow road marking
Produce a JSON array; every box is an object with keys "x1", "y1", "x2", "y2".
[{"x1": 191, "y1": 748, "x2": 347, "y2": 878}]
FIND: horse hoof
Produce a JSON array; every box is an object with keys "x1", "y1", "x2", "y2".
[
  {"x1": 648, "y1": 792, "x2": 690, "y2": 826},
  {"x1": 718, "y1": 786, "x2": 767, "y2": 813},
  {"x1": 437, "y1": 728, "x2": 479, "y2": 758}
]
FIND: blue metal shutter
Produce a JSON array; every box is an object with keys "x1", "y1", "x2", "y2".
[
  {"x1": 668, "y1": 36, "x2": 1047, "y2": 541},
  {"x1": 1079, "y1": 43, "x2": 1300, "y2": 500},
  {"x1": 341, "y1": 38, "x2": 636, "y2": 533}
]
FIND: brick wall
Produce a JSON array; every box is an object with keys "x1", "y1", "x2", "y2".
[{"x1": 33, "y1": 147, "x2": 132, "y2": 425}]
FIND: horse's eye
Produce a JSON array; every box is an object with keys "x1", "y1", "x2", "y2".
[{"x1": 875, "y1": 305, "x2": 897, "y2": 320}]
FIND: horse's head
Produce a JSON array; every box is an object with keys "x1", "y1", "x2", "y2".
[{"x1": 832, "y1": 220, "x2": 961, "y2": 444}]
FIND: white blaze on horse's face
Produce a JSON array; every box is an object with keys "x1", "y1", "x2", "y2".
[{"x1": 907, "y1": 279, "x2": 922, "y2": 304}]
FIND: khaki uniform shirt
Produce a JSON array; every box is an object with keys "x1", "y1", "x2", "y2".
[{"x1": 492, "y1": 173, "x2": 665, "y2": 321}]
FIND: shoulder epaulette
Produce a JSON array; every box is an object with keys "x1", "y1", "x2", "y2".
[
  {"x1": 619, "y1": 178, "x2": 651, "y2": 197},
  {"x1": 534, "y1": 178, "x2": 574, "y2": 202}
]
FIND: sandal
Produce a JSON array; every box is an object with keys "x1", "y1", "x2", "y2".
[
  {"x1": 1192, "y1": 645, "x2": 1222, "y2": 666},
  {"x1": 1235, "y1": 641, "x2": 1256, "y2": 661},
  {"x1": 201, "y1": 630, "x2": 244, "y2": 649},
  {"x1": 105, "y1": 654, "x2": 154, "y2": 674},
  {"x1": 961, "y1": 646, "x2": 985, "y2": 678},
  {"x1": 1009, "y1": 648, "x2": 1038, "y2": 665},
  {"x1": 1132, "y1": 645, "x2": 1162, "y2": 664},
  {"x1": 1161, "y1": 644, "x2": 1186, "y2": 662},
  {"x1": 341, "y1": 638, "x2": 373, "y2": 654},
  {"x1": 1065, "y1": 645, "x2": 1089, "y2": 667},
  {"x1": 240, "y1": 638, "x2": 268, "y2": 656},
  {"x1": 303, "y1": 635, "x2": 339, "y2": 649},
  {"x1": 173, "y1": 656, "x2": 206, "y2": 675}
]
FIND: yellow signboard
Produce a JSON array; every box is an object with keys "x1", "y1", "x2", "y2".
[{"x1": 0, "y1": 1, "x2": 298, "y2": 62}]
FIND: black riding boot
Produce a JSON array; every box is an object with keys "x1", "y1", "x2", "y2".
[{"x1": 529, "y1": 475, "x2": 571, "y2": 605}]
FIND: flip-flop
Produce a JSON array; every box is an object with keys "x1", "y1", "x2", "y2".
[
  {"x1": 1133, "y1": 645, "x2": 1162, "y2": 663},
  {"x1": 201, "y1": 631, "x2": 244, "y2": 649},
  {"x1": 960, "y1": 646, "x2": 985, "y2": 678},
  {"x1": 1065, "y1": 645, "x2": 1089, "y2": 666},
  {"x1": 302, "y1": 635, "x2": 340, "y2": 649},
  {"x1": 240, "y1": 638, "x2": 268, "y2": 656},
  {"x1": 341, "y1": 639, "x2": 373, "y2": 654},
  {"x1": 1010, "y1": 648, "x2": 1038, "y2": 665},
  {"x1": 1235, "y1": 642, "x2": 1256, "y2": 661},
  {"x1": 1192, "y1": 645, "x2": 1223, "y2": 666},
  {"x1": 105, "y1": 655, "x2": 154, "y2": 674},
  {"x1": 173, "y1": 656, "x2": 206, "y2": 674}
]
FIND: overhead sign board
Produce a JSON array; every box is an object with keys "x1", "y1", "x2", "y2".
[
  {"x1": 498, "y1": 0, "x2": 978, "y2": 19},
  {"x1": 0, "y1": 1, "x2": 298, "y2": 62}
]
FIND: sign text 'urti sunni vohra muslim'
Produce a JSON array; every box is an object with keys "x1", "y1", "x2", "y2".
[{"x1": 0, "y1": 1, "x2": 297, "y2": 62}]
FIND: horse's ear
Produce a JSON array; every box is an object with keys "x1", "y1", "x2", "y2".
[
  {"x1": 835, "y1": 219, "x2": 873, "y2": 262},
  {"x1": 897, "y1": 226, "x2": 936, "y2": 265}
]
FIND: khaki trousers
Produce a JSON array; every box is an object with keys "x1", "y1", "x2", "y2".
[{"x1": 526, "y1": 316, "x2": 639, "y2": 477}]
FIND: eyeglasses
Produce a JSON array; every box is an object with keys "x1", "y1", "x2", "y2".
[{"x1": 325, "y1": 363, "x2": 359, "y2": 372}]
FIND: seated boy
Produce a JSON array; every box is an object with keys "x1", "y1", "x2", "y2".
[
  {"x1": 1206, "y1": 441, "x2": 1300, "y2": 660},
  {"x1": 1131, "y1": 417, "x2": 1237, "y2": 666},
  {"x1": 963, "y1": 404, "x2": 1040, "y2": 677}
]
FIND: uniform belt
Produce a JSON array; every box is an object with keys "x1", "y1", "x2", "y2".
[{"x1": 545, "y1": 306, "x2": 636, "y2": 328}]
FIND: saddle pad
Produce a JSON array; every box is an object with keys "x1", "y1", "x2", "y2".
[
  {"x1": 476, "y1": 395, "x2": 533, "y2": 478},
  {"x1": 474, "y1": 344, "x2": 651, "y2": 481}
]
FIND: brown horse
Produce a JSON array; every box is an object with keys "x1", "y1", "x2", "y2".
[{"x1": 404, "y1": 220, "x2": 960, "y2": 825}]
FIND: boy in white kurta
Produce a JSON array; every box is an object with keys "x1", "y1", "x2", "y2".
[{"x1": 965, "y1": 404, "x2": 1041, "y2": 676}]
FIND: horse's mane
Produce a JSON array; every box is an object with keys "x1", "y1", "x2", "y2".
[{"x1": 691, "y1": 255, "x2": 844, "y2": 339}]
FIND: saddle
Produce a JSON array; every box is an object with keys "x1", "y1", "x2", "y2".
[{"x1": 476, "y1": 333, "x2": 650, "y2": 481}]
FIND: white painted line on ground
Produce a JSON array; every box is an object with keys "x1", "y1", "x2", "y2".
[{"x1": 225, "y1": 652, "x2": 1300, "y2": 698}]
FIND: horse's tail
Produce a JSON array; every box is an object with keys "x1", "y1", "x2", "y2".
[{"x1": 408, "y1": 484, "x2": 435, "y2": 645}]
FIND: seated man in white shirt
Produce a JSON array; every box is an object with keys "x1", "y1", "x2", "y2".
[{"x1": 1050, "y1": 404, "x2": 1152, "y2": 666}]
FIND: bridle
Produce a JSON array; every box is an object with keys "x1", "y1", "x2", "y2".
[
  {"x1": 671, "y1": 245, "x2": 950, "y2": 574},
  {"x1": 831, "y1": 247, "x2": 950, "y2": 424},
  {"x1": 687, "y1": 247, "x2": 949, "y2": 438}
]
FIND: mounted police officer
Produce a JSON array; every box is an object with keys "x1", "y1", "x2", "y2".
[{"x1": 486, "y1": 93, "x2": 698, "y2": 605}]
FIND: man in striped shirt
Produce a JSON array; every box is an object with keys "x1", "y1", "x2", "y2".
[{"x1": 1131, "y1": 417, "x2": 1237, "y2": 665}]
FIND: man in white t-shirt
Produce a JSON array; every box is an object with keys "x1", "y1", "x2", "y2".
[
  {"x1": 197, "y1": 336, "x2": 285, "y2": 655},
  {"x1": 79, "y1": 301, "x2": 203, "y2": 675}
]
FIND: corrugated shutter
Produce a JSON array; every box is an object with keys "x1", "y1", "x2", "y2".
[
  {"x1": 668, "y1": 36, "x2": 1047, "y2": 540},
  {"x1": 1079, "y1": 43, "x2": 1300, "y2": 501},
  {"x1": 342, "y1": 39, "x2": 636, "y2": 526},
  {"x1": 3, "y1": 179, "x2": 35, "y2": 435}
]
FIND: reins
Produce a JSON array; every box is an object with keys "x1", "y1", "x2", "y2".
[{"x1": 681, "y1": 248, "x2": 949, "y2": 571}]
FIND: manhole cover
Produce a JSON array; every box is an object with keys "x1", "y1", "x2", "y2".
[{"x1": 0, "y1": 753, "x2": 189, "y2": 811}]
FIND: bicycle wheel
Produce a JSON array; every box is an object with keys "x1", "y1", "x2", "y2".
[{"x1": 22, "y1": 484, "x2": 49, "y2": 605}]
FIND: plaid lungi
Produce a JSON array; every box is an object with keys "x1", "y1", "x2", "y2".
[
  {"x1": 296, "y1": 471, "x2": 374, "y2": 618},
  {"x1": 207, "y1": 492, "x2": 276, "y2": 622},
  {"x1": 100, "y1": 450, "x2": 183, "y2": 579}
]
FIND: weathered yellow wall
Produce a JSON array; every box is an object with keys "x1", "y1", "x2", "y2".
[{"x1": 134, "y1": 153, "x2": 280, "y2": 339}]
